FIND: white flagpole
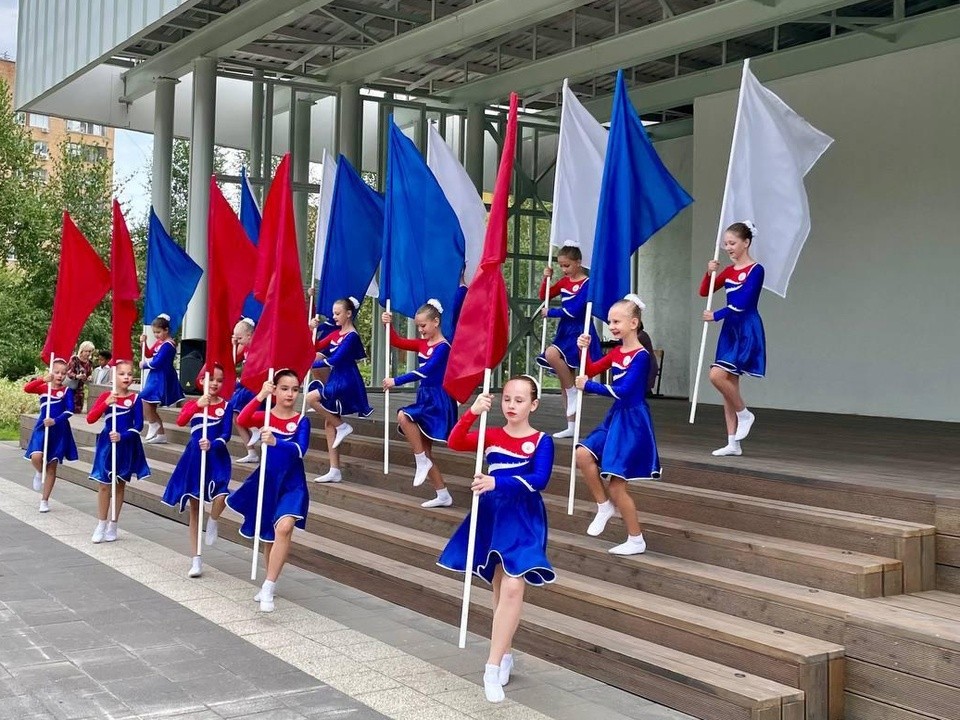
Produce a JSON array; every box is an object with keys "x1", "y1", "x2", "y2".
[
  {"x1": 537, "y1": 255, "x2": 552, "y2": 389},
  {"x1": 458, "y1": 367, "x2": 492, "y2": 649},
  {"x1": 39, "y1": 352, "x2": 54, "y2": 492},
  {"x1": 689, "y1": 61, "x2": 750, "y2": 425},
  {"x1": 567, "y1": 304, "x2": 593, "y2": 515},
  {"x1": 383, "y1": 299, "x2": 391, "y2": 475},
  {"x1": 141, "y1": 339, "x2": 150, "y2": 395},
  {"x1": 251, "y1": 367, "x2": 275, "y2": 581},
  {"x1": 301, "y1": 285, "x2": 316, "y2": 417},
  {"x1": 110, "y1": 366, "x2": 118, "y2": 523},
  {"x1": 197, "y1": 371, "x2": 210, "y2": 557}
]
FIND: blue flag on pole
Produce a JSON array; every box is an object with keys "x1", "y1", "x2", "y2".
[
  {"x1": 316, "y1": 155, "x2": 384, "y2": 317},
  {"x1": 144, "y1": 208, "x2": 202, "y2": 336},
  {"x1": 382, "y1": 118, "x2": 465, "y2": 336},
  {"x1": 240, "y1": 167, "x2": 264, "y2": 321},
  {"x1": 589, "y1": 70, "x2": 693, "y2": 319}
]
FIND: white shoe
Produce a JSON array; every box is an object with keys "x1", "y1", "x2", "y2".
[
  {"x1": 413, "y1": 456, "x2": 433, "y2": 487},
  {"x1": 483, "y1": 664, "x2": 505, "y2": 703},
  {"x1": 145, "y1": 434, "x2": 168, "y2": 445},
  {"x1": 32, "y1": 472, "x2": 42, "y2": 492},
  {"x1": 246, "y1": 428, "x2": 261, "y2": 448},
  {"x1": 734, "y1": 411, "x2": 755, "y2": 441},
  {"x1": 587, "y1": 501, "x2": 619, "y2": 537},
  {"x1": 259, "y1": 596, "x2": 275, "y2": 613},
  {"x1": 712, "y1": 443, "x2": 742, "y2": 457},
  {"x1": 253, "y1": 590, "x2": 261, "y2": 602},
  {"x1": 104, "y1": 522, "x2": 118, "y2": 542},
  {"x1": 91, "y1": 521, "x2": 107, "y2": 544},
  {"x1": 144, "y1": 422, "x2": 160, "y2": 441},
  {"x1": 237, "y1": 452, "x2": 259, "y2": 464},
  {"x1": 313, "y1": 468, "x2": 342, "y2": 484},
  {"x1": 421, "y1": 492, "x2": 453, "y2": 509},
  {"x1": 552, "y1": 426, "x2": 575, "y2": 439},
  {"x1": 38, "y1": 500, "x2": 50, "y2": 513},
  {"x1": 609, "y1": 535, "x2": 647, "y2": 556},
  {"x1": 499, "y1": 654, "x2": 514, "y2": 686},
  {"x1": 188, "y1": 556, "x2": 202, "y2": 578},
  {"x1": 331, "y1": 423, "x2": 353, "y2": 450},
  {"x1": 205, "y1": 518, "x2": 219, "y2": 546}
]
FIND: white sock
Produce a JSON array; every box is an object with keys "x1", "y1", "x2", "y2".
[
  {"x1": 260, "y1": 579, "x2": 276, "y2": 600},
  {"x1": 413, "y1": 452, "x2": 433, "y2": 487},
  {"x1": 736, "y1": 409, "x2": 751, "y2": 422},
  {"x1": 204, "y1": 518, "x2": 219, "y2": 546},
  {"x1": 145, "y1": 421, "x2": 160, "y2": 439},
  {"x1": 499, "y1": 653, "x2": 514, "y2": 686},
  {"x1": 483, "y1": 663, "x2": 505, "y2": 703},
  {"x1": 565, "y1": 386, "x2": 578, "y2": 410}
]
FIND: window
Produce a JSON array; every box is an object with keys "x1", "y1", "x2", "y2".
[
  {"x1": 82, "y1": 145, "x2": 107, "y2": 163},
  {"x1": 33, "y1": 140, "x2": 49, "y2": 158},
  {"x1": 32, "y1": 168, "x2": 49, "y2": 183},
  {"x1": 13, "y1": 112, "x2": 25, "y2": 125},
  {"x1": 27, "y1": 113, "x2": 49, "y2": 131},
  {"x1": 66, "y1": 119, "x2": 104, "y2": 136},
  {"x1": 66, "y1": 142, "x2": 82, "y2": 157}
]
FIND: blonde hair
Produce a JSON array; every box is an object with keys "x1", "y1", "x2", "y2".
[{"x1": 77, "y1": 341, "x2": 95, "y2": 355}]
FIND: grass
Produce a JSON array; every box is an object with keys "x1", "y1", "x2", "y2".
[{"x1": 0, "y1": 423, "x2": 18, "y2": 441}]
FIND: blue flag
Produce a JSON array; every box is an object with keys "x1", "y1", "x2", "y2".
[
  {"x1": 316, "y1": 155, "x2": 384, "y2": 317},
  {"x1": 144, "y1": 208, "x2": 202, "y2": 336},
  {"x1": 239, "y1": 167, "x2": 264, "y2": 321},
  {"x1": 589, "y1": 70, "x2": 693, "y2": 319},
  {"x1": 382, "y1": 119, "x2": 466, "y2": 336}
]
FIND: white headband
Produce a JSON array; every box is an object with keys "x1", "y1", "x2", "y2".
[
  {"x1": 741, "y1": 220, "x2": 758, "y2": 239},
  {"x1": 426, "y1": 298, "x2": 444, "y2": 313},
  {"x1": 624, "y1": 293, "x2": 646, "y2": 310},
  {"x1": 348, "y1": 296, "x2": 360, "y2": 310},
  {"x1": 240, "y1": 317, "x2": 256, "y2": 329},
  {"x1": 519, "y1": 373, "x2": 542, "y2": 399},
  {"x1": 156, "y1": 313, "x2": 171, "y2": 321},
  {"x1": 561, "y1": 239, "x2": 580, "y2": 248}
]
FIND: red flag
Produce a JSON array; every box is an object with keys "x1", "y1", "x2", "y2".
[
  {"x1": 41, "y1": 212, "x2": 111, "y2": 362},
  {"x1": 443, "y1": 93, "x2": 518, "y2": 403},
  {"x1": 251, "y1": 155, "x2": 291, "y2": 302},
  {"x1": 207, "y1": 179, "x2": 258, "y2": 399},
  {"x1": 242, "y1": 154, "x2": 315, "y2": 390},
  {"x1": 111, "y1": 201, "x2": 140, "y2": 364}
]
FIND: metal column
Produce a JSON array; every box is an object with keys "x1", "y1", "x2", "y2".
[
  {"x1": 250, "y1": 70, "x2": 264, "y2": 203},
  {"x1": 293, "y1": 96, "x2": 313, "y2": 274},
  {"x1": 465, "y1": 103, "x2": 485, "y2": 192},
  {"x1": 183, "y1": 57, "x2": 217, "y2": 340},
  {"x1": 337, "y1": 83, "x2": 361, "y2": 166},
  {"x1": 151, "y1": 77, "x2": 176, "y2": 231},
  {"x1": 262, "y1": 82, "x2": 274, "y2": 186}
]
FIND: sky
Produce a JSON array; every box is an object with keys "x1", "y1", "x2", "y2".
[{"x1": 1, "y1": 0, "x2": 154, "y2": 220}]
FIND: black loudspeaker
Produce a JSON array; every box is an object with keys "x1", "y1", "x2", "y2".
[{"x1": 179, "y1": 338, "x2": 207, "y2": 395}]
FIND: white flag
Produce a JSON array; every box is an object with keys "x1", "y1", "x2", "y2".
[
  {"x1": 427, "y1": 123, "x2": 486, "y2": 283},
  {"x1": 549, "y1": 79, "x2": 608, "y2": 269},
  {"x1": 719, "y1": 59, "x2": 834, "y2": 297},
  {"x1": 312, "y1": 150, "x2": 378, "y2": 300}
]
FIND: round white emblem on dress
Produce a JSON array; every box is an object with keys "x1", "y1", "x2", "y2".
[
  {"x1": 622, "y1": 354, "x2": 632, "y2": 366},
  {"x1": 521, "y1": 441, "x2": 536, "y2": 454},
  {"x1": 286, "y1": 421, "x2": 297, "y2": 432},
  {"x1": 738, "y1": 271, "x2": 747, "y2": 282},
  {"x1": 426, "y1": 346, "x2": 434, "y2": 356},
  {"x1": 215, "y1": 408, "x2": 225, "y2": 417},
  {"x1": 123, "y1": 399, "x2": 132, "y2": 407},
  {"x1": 572, "y1": 284, "x2": 580, "y2": 293}
]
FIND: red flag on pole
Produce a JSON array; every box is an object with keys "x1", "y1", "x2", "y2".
[
  {"x1": 443, "y1": 93, "x2": 518, "y2": 404},
  {"x1": 242, "y1": 154, "x2": 315, "y2": 390},
  {"x1": 251, "y1": 155, "x2": 292, "y2": 302},
  {"x1": 110, "y1": 201, "x2": 140, "y2": 363},
  {"x1": 207, "y1": 179, "x2": 258, "y2": 399},
  {"x1": 41, "y1": 212, "x2": 111, "y2": 362}
]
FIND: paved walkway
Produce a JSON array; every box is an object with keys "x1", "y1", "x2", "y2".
[{"x1": 0, "y1": 442, "x2": 691, "y2": 720}]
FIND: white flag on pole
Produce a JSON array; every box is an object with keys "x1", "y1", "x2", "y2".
[
  {"x1": 312, "y1": 149, "x2": 378, "y2": 300},
  {"x1": 427, "y1": 123, "x2": 486, "y2": 283},
  {"x1": 549, "y1": 79, "x2": 608, "y2": 269},
  {"x1": 719, "y1": 59, "x2": 834, "y2": 297}
]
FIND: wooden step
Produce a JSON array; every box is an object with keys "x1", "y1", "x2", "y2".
[
  {"x1": 56, "y1": 459, "x2": 806, "y2": 720},
  {"x1": 80, "y1": 425, "x2": 904, "y2": 598}
]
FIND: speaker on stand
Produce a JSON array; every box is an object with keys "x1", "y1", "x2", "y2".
[{"x1": 179, "y1": 338, "x2": 206, "y2": 395}]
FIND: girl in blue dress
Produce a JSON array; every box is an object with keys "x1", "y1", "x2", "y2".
[
  {"x1": 23, "y1": 358, "x2": 78, "y2": 513},
  {"x1": 161, "y1": 363, "x2": 232, "y2": 578},
  {"x1": 140, "y1": 314, "x2": 184, "y2": 445},
  {"x1": 227, "y1": 371, "x2": 310, "y2": 612},
  {"x1": 438, "y1": 376, "x2": 555, "y2": 704},
  {"x1": 381, "y1": 299, "x2": 458, "y2": 508},
  {"x1": 306, "y1": 297, "x2": 373, "y2": 484},
  {"x1": 700, "y1": 221, "x2": 766, "y2": 457},
  {"x1": 575, "y1": 295, "x2": 660, "y2": 557},
  {"x1": 86, "y1": 360, "x2": 151, "y2": 543},
  {"x1": 535, "y1": 243, "x2": 601, "y2": 438}
]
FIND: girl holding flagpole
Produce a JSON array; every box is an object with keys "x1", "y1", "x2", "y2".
[
  {"x1": 23, "y1": 359, "x2": 78, "y2": 512},
  {"x1": 226, "y1": 371, "x2": 310, "y2": 612},
  {"x1": 140, "y1": 314, "x2": 184, "y2": 445},
  {"x1": 536, "y1": 242, "x2": 601, "y2": 439},
  {"x1": 86, "y1": 360, "x2": 150, "y2": 543},
  {"x1": 230, "y1": 318, "x2": 261, "y2": 463},
  {"x1": 306, "y1": 297, "x2": 373, "y2": 484},
  {"x1": 381, "y1": 300, "x2": 458, "y2": 508},
  {"x1": 438, "y1": 376, "x2": 556, "y2": 704},
  {"x1": 700, "y1": 221, "x2": 765, "y2": 457},
  {"x1": 575, "y1": 295, "x2": 660, "y2": 556},
  {"x1": 161, "y1": 363, "x2": 232, "y2": 578}
]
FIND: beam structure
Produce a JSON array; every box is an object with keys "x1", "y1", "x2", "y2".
[
  {"x1": 151, "y1": 77, "x2": 176, "y2": 232},
  {"x1": 122, "y1": 0, "x2": 338, "y2": 102},
  {"x1": 436, "y1": 0, "x2": 870, "y2": 104},
  {"x1": 319, "y1": 0, "x2": 597, "y2": 85}
]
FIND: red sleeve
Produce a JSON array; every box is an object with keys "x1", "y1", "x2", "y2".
[
  {"x1": 237, "y1": 398, "x2": 266, "y2": 429},
  {"x1": 584, "y1": 351, "x2": 616, "y2": 378},
  {"x1": 389, "y1": 326, "x2": 420, "y2": 352},
  {"x1": 236, "y1": 344, "x2": 247, "y2": 362},
  {"x1": 176, "y1": 400, "x2": 200, "y2": 426},
  {"x1": 447, "y1": 410, "x2": 481, "y2": 452},
  {"x1": 23, "y1": 378, "x2": 47, "y2": 394},
  {"x1": 538, "y1": 277, "x2": 563, "y2": 301},
  {"x1": 86, "y1": 392, "x2": 110, "y2": 423},
  {"x1": 315, "y1": 331, "x2": 338, "y2": 352},
  {"x1": 143, "y1": 341, "x2": 155, "y2": 358},
  {"x1": 700, "y1": 266, "x2": 731, "y2": 297}
]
